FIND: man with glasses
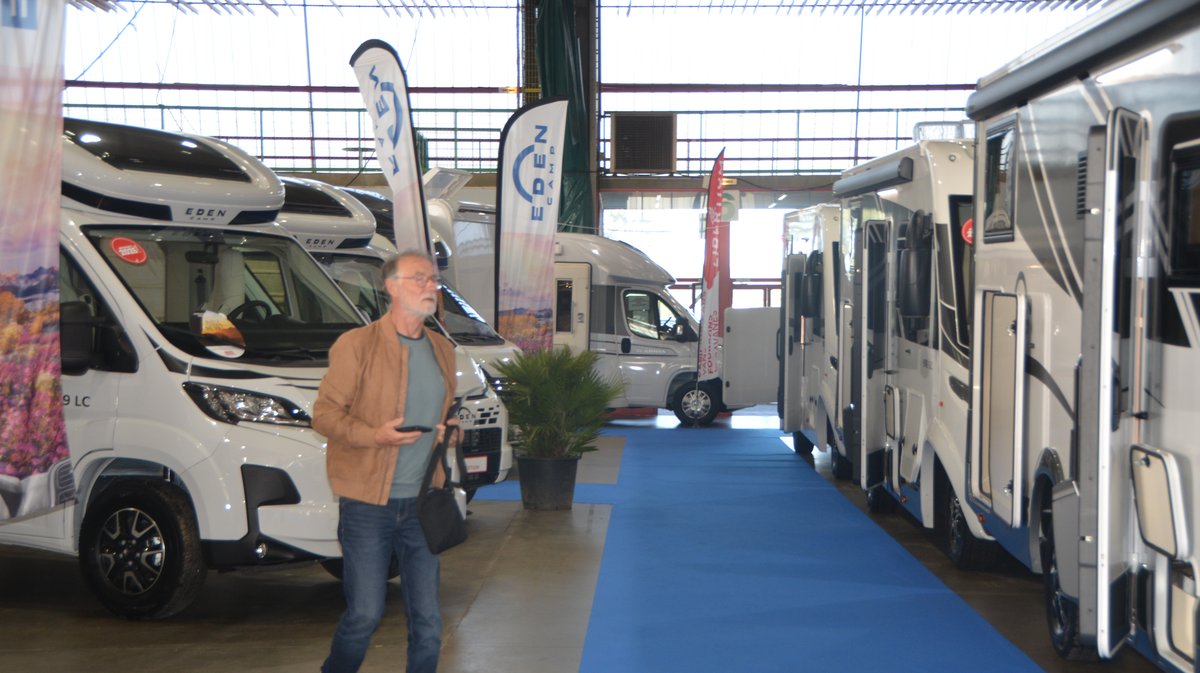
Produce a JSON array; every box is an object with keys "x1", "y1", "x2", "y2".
[{"x1": 314, "y1": 250, "x2": 458, "y2": 673}]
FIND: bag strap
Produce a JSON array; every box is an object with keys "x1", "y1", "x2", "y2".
[{"x1": 420, "y1": 399, "x2": 467, "y2": 494}]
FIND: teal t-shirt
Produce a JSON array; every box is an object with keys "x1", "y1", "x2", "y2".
[{"x1": 390, "y1": 332, "x2": 445, "y2": 498}]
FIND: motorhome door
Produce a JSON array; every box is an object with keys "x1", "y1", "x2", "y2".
[
  {"x1": 972, "y1": 289, "x2": 1026, "y2": 526},
  {"x1": 1132, "y1": 112, "x2": 1200, "y2": 665},
  {"x1": 779, "y1": 253, "x2": 807, "y2": 433},
  {"x1": 860, "y1": 220, "x2": 891, "y2": 490},
  {"x1": 553, "y1": 262, "x2": 590, "y2": 354}
]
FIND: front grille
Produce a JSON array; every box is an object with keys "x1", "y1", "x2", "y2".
[
  {"x1": 461, "y1": 427, "x2": 501, "y2": 454},
  {"x1": 459, "y1": 427, "x2": 502, "y2": 487}
]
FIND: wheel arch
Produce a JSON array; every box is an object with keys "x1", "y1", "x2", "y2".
[
  {"x1": 73, "y1": 456, "x2": 198, "y2": 554},
  {"x1": 1029, "y1": 447, "x2": 1069, "y2": 575},
  {"x1": 666, "y1": 370, "x2": 716, "y2": 407},
  {"x1": 926, "y1": 437, "x2": 992, "y2": 540}
]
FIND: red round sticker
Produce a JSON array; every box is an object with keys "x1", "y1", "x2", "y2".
[
  {"x1": 961, "y1": 217, "x2": 974, "y2": 246},
  {"x1": 110, "y1": 237, "x2": 148, "y2": 265}
]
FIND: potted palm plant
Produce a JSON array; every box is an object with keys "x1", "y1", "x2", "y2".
[{"x1": 494, "y1": 346, "x2": 622, "y2": 510}]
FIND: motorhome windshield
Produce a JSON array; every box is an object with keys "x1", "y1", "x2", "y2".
[
  {"x1": 83, "y1": 225, "x2": 363, "y2": 364},
  {"x1": 314, "y1": 250, "x2": 501, "y2": 340},
  {"x1": 312, "y1": 252, "x2": 503, "y2": 344},
  {"x1": 441, "y1": 283, "x2": 504, "y2": 344},
  {"x1": 312, "y1": 252, "x2": 390, "y2": 322}
]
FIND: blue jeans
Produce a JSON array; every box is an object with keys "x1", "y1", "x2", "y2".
[{"x1": 322, "y1": 497, "x2": 442, "y2": 673}]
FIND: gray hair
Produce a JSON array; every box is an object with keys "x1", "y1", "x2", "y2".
[{"x1": 381, "y1": 249, "x2": 436, "y2": 284}]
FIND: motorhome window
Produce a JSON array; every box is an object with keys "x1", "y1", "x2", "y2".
[
  {"x1": 82, "y1": 225, "x2": 363, "y2": 363},
  {"x1": 556, "y1": 280, "x2": 573, "y2": 333},
  {"x1": 59, "y1": 250, "x2": 137, "y2": 373},
  {"x1": 282, "y1": 181, "x2": 353, "y2": 217},
  {"x1": 947, "y1": 194, "x2": 975, "y2": 351},
  {"x1": 62, "y1": 118, "x2": 249, "y2": 182},
  {"x1": 1169, "y1": 147, "x2": 1200, "y2": 278},
  {"x1": 983, "y1": 125, "x2": 1016, "y2": 243},
  {"x1": 805, "y1": 251, "x2": 826, "y2": 338},
  {"x1": 843, "y1": 205, "x2": 860, "y2": 275},
  {"x1": 622, "y1": 290, "x2": 683, "y2": 341},
  {"x1": 898, "y1": 213, "x2": 932, "y2": 346}
]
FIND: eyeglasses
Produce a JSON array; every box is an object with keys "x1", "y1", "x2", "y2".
[{"x1": 392, "y1": 273, "x2": 443, "y2": 288}]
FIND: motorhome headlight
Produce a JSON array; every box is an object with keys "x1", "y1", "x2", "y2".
[
  {"x1": 479, "y1": 366, "x2": 510, "y2": 399},
  {"x1": 183, "y1": 382, "x2": 312, "y2": 427}
]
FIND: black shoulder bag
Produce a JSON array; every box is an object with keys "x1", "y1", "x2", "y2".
[{"x1": 416, "y1": 402, "x2": 468, "y2": 554}]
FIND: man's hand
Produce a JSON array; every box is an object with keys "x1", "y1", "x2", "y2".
[{"x1": 375, "y1": 417, "x2": 426, "y2": 447}]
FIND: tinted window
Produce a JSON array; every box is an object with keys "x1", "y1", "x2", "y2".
[
  {"x1": 983, "y1": 125, "x2": 1015, "y2": 243},
  {"x1": 63, "y1": 118, "x2": 249, "y2": 182},
  {"x1": 282, "y1": 180, "x2": 353, "y2": 216}
]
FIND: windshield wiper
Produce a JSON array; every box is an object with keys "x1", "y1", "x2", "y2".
[
  {"x1": 450, "y1": 333, "x2": 503, "y2": 344},
  {"x1": 247, "y1": 346, "x2": 325, "y2": 361}
]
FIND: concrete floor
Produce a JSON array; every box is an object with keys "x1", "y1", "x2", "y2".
[{"x1": 0, "y1": 412, "x2": 1163, "y2": 673}]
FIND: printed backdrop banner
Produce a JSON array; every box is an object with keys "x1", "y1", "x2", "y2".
[
  {"x1": 350, "y1": 39, "x2": 429, "y2": 252},
  {"x1": 0, "y1": 1, "x2": 70, "y2": 521},
  {"x1": 494, "y1": 98, "x2": 569, "y2": 352},
  {"x1": 697, "y1": 151, "x2": 730, "y2": 382}
]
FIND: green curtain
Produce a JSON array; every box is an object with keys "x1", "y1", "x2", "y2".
[{"x1": 535, "y1": 0, "x2": 594, "y2": 233}]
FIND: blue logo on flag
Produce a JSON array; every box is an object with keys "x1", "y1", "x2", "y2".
[{"x1": 2, "y1": 0, "x2": 37, "y2": 29}]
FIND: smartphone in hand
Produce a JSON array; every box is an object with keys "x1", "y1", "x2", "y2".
[{"x1": 395, "y1": 424, "x2": 433, "y2": 433}]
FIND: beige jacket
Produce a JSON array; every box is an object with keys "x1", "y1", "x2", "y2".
[{"x1": 313, "y1": 318, "x2": 458, "y2": 505}]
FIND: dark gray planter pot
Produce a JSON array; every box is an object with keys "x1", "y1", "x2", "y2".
[{"x1": 516, "y1": 455, "x2": 580, "y2": 511}]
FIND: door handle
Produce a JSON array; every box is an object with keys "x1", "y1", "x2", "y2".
[{"x1": 830, "y1": 356, "x2": 838, "y2": 369}]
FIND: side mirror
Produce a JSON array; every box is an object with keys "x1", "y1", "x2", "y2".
[
  {"x1": 675, "y1": 322, "x2": 698, "y2": 343},
  {"x1": 60, "y1": 301, "x2": 97, "y2": 375}
]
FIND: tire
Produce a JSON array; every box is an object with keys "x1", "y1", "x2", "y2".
[
  {"x1": 792, "y1": 431, "x2": 815, "y2": 456},
  {"x1": 946, "y1": 490, "x2": 997, "y2": 570},
  {"x1": 671, "y1": 382, "x2": 720, "y2": 426},
  {"x1": 937, "y1": 466, "x2": 997, "y2": 570},
  {"x1": 78, "y1": 479, "x2": 207, "y2": 620},
  {"x1": 866, "y1": 485, "x2": 894, "y2": 513},
  {"x1": 1040, "y1": 494, "x2": 1093, "y2": 660}
]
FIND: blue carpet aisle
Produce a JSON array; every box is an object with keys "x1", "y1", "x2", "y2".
[{"x1": 480, "y1": 425, "x2": 1045, "y2": 673}]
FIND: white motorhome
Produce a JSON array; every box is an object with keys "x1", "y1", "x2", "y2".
[
  {"x1": 276, "y1": 176, "x2": 513, "y2": 493},
  {"x1": 965, "y1": 0, "x2": 1200, "y2": 666},
  {"x1": 779, "y1": 204, "x2": 846, "y2": 470},
  {"x1": 824, "y1": 138, "x2": 994, "y2": 567},
  {"x1": 0, "y1": 118, "x2": 375, "y2": 618}
]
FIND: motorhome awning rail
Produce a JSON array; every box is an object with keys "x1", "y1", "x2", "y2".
[
  {"x1": 966, "y1": 0, "x2": 1200, "y2": 121},
  {"x1": 832, "y1": 156, "x2": 913, "y2": 198}
]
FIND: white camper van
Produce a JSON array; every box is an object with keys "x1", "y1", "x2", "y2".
[
  {"x1": 552, "y1": 232, "x2": 712, "y2": 423},
  {"x1": 0, "y1": 118, "x2": 374, "y2": 619},
  {"x1": 965, "y1": 0, "x2": 1200, "y2": 666},
  {"x1": 824, "y1": 138, "x2": 994, "y2": 567},
  {"x1": 276, "y1": 176, "x2": 513, "y2": 492}
]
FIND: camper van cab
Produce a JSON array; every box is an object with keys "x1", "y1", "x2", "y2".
[
  {"x1": 276, "y1": 177, "x2": 513, "y2": 491},
  {"x1": 0, "y1": 118, "x2": 370, "y2": 619}
]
